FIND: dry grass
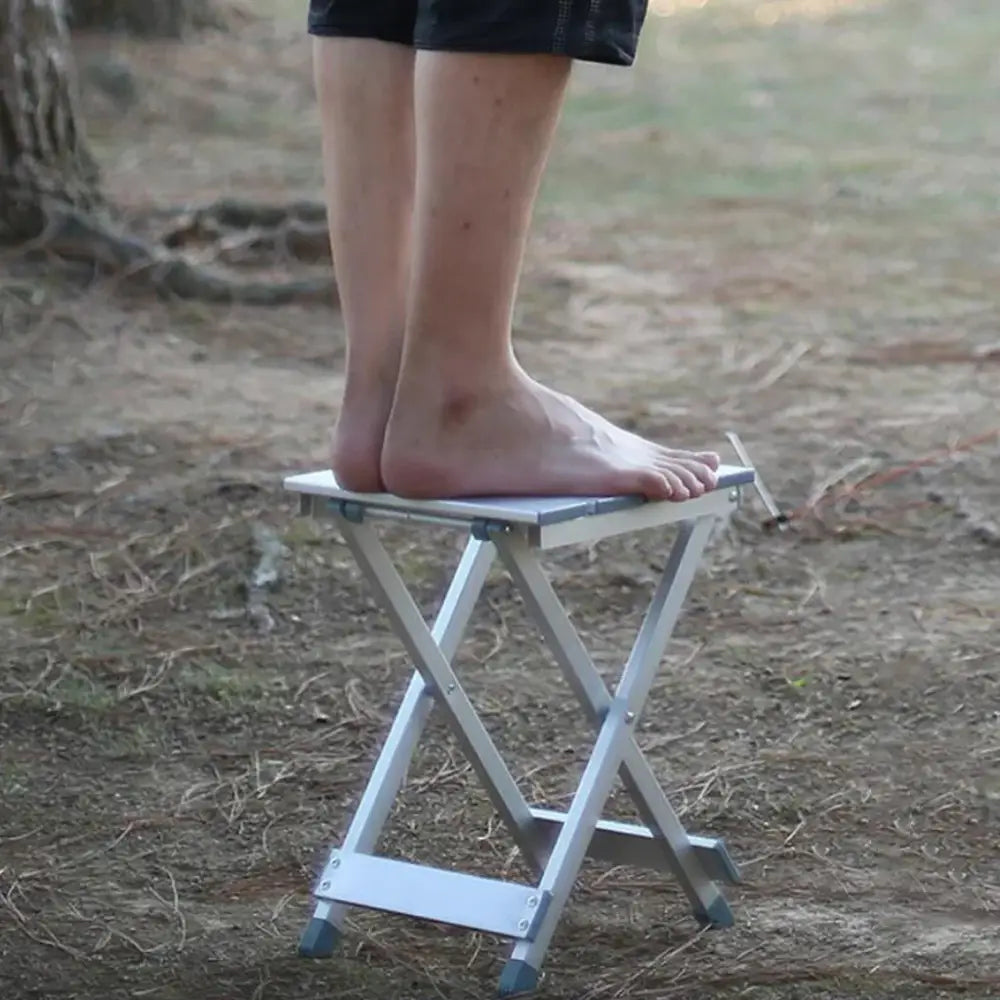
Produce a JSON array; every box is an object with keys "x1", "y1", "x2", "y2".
[{"x1": 1, "y1": 1, "x2": 999, "y2": 998}]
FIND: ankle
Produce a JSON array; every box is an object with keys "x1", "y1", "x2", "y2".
[
  {"x1": 394, "y1": 351, "x2": 521, "y2": 406},
  {"x1": 343, "y1": 351, "x2": 400, "y2": 398},
  {"x1": 387, "y1": 380, "x2": 514, "y2": 449}
]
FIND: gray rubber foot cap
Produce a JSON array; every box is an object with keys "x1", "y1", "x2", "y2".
[
  {"x1": 498, "y1": 960, "x2": 539, "y2": 997},
  {"x1": 298, "y1": 918, "x2": 341, "y2": 958},
  {"x1": 694, "y1": 895, "x2": 735, "y2": 929}
]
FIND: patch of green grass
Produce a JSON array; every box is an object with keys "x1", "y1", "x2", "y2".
[
  {"x1": 0, "y1": 587, "x2": 70, "y2": 631},
  {"x1": 0, "y1": 759, "x2": 32, "y2": 797},
  {"x1": 47, "y1": 671, "x2": 118, "y2": 713},
  {"x1": 177, "y1": 659, "x2": 272, "y2": 704},
  {"x1": 0, "y1": 592, "x2": 26, "y2": 619},
  {"x1": 97, "y1": 720, "x2": 166, "y2": 759},
  {"x1": 542, "y1": 0, "x2": 1000, "y2": 216}
]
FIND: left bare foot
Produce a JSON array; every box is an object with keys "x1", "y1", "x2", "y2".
[{"x1": 330, "y1": 370, "x2": 398, "y2": 493}]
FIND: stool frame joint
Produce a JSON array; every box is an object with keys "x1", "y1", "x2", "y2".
[
  {"x1": 471, "y1": 517, "x2": 515, "y2": 541},
  {"x1": 333, "y1": 498, "x2": 366, "y2": 523}
]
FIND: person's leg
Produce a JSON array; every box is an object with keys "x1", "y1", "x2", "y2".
[
  {"x1": 380, "y1": 49, "x2": 719, "y2": 500},
  {"x1": 313, "y1": 28, "x2": 415, "y2": 492}
]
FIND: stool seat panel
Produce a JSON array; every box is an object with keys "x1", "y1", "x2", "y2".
[
  {"x1": 283, "y1": 470, "x2": 595, "y2": 524},
  {"x1": 283, "y1": 463, "x2": 753, "y2": 526}
]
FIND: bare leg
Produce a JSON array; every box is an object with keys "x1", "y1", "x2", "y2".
[
  {"x1": 381, "y1": 52, "x2": 719, "y2": 500},
  {"x1": 314, "y1": 37, "x2": 414, "y2": 492}
]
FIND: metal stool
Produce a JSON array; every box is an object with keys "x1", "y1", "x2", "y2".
[{"x1": 284, "y1": 464, "x2": 754, "y2": 996}]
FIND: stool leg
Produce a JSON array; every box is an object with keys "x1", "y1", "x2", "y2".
[
  {"x1": 499, "y1": 697, "x2": 637, "y2": 993},
  {"x1": 300, "y1": 537, "x2": 496, "y2": 955},
  {"x1": 336, "y1": 518, "x2": 548, "y2": 869},
  {"x1": 496, "y1": 518, "x2": 720, "y2": 992},
  {"x1": 496, "y1": 524, "x2": 733, "y2": 926}
]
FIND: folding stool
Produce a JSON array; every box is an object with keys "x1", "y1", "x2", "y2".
[{"x1": 283, "y1": 464, "x2": 754, "y2": 996}]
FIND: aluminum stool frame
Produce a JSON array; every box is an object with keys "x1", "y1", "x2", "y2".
[{"x1": 283, "y1": 465, "x2": 753, "y2": 996}]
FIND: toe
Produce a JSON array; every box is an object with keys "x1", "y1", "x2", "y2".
[
  {"x1": 656, "y1": 458, "x2": 704, "y2": 497},
  {"x1": 680, "y1": 458, "x2": 717, "y2": 490},
  {"x1": 661, "y1": 452, "x2": 718, "y2": 489},
  {"x1": 634, "y1": 469, "x2": 673, "y2": 501},
  {"x1": 655, "y1": 468, "x2": 690, "y2": 502}
]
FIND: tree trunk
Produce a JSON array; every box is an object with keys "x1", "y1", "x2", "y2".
[
  {"x1": 0, "y1": 0, "x2": 101, "y2": 243},
  {"x1": 67, "y1": 0, "x2": 224, "y2": 38},
  {"x1": 0, "y1": 0, "x2": 335, "y2": 304}
]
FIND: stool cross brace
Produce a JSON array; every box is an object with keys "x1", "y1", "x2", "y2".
[{"x1": 283, "y1": 467, "x2": 753, "y2": 996}]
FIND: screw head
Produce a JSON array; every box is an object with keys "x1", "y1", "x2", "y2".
[
  {"x1": 625, "y1": 711, "x2": 635, "y2": 724},
  {"x1": 517, "y1": 919, "x2": 529, "y2": 931},
  {"x1": 320, "y1": 880, "x2": 330, "y2": 889},
  {"x1": 527, "y1": 896, "x2": 538, "y2": 907},
  {"x1": 330, "y1": 858, "x2": 340, "y2": 869},
  {"x1": 446, "y1": 682, "x2": 456, "y2": 694},
  {"x1": 729, "y1": 489, "x2": 739, "y2": 502}
]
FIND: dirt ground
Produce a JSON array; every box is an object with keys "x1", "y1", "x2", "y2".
[{"x1": 2, "y1": 1, "x2": 998, "y2": 998}]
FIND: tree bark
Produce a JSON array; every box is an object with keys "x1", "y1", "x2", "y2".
[
  {"x1": 0, "y1": 0, "x2": 102, "y2": 243},
  {"x1": 67, "y1": 0, "x2": 224, "y2": 38}
]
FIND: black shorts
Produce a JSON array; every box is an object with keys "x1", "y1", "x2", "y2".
[{"x1": 307, "y1": 1, "x2": 649, "y2": 67}]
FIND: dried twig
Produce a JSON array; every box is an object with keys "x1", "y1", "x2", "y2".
[
  {"x1": 0, "y1": 888, "x2": 85, "y2": 960},
  {"x1": 752, "y1": 339, "x2": 810, "y2": 391},
  {"x1": 580, "y1": 927, "x2": 711, "y2": 1000},
  {"x1": 789, "y1": 429, "x2": 1000, "y2": 524},
  {"x1": 148, "y1": 867, "x2": 187, "y2": 954}
]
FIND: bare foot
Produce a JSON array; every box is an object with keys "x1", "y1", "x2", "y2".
[
  {"x1": 380, "y1": 369, "x2": 719, "y2": 501},
  {"x1": 330, "y1": 369, "x2": 398, "y2": 493}
]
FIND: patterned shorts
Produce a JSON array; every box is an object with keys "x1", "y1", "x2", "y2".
[{"x1": 307, "y1": 1, "x2": 649, "y2": 67}]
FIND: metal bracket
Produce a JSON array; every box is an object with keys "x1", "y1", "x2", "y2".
[
  {"x1": 517, "y1": 890, "x2": 552, "y2": 941},
  {"x1": 317, "y1": 850, "x2": 342, "y2": 890}
]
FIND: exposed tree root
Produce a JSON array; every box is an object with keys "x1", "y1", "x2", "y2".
[
  {"x1": 161, "y1": 196, "x2": 331, "y2": 263},
  {"x1": 19, "y1": 202, "x2": 336, "y2": 305},
  {"x1": 173, "y1": 196, "x2": 328, "y2": 230},
  {"x1": 224, "y1": 218, "x2": 331, "y2": 264}
]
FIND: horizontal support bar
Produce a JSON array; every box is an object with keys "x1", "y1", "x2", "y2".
[
  {"x1": 530, "y1": 488, "x2": 739, "y2": 550},
  {"x1": 530, "y1": 808, "x2": 741, "y2": 885},
  {"x1": 315, "y1": 852, "x2": 545, "y2": 939}
]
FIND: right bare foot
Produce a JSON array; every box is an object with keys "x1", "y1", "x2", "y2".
[{"x1": 380, "y1": 370, "x2": 719, "y2": 501}]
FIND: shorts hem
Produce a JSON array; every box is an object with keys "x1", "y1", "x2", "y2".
[
  {"x1": 308, "y1": 25, "x2": 414, "y2": 46},
  {"x1": 412, "y1": 37, "x2": 635, "y2": 68}
]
